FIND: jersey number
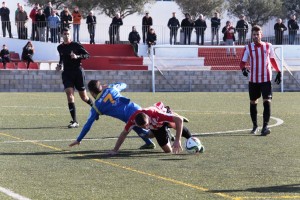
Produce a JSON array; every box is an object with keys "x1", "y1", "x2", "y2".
[{"x1": 103, "y1": 93, "x2": 115, "y2": 104}]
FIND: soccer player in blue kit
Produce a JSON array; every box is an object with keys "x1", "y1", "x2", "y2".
[{"x1": 69, "y1": 80, "x2": 155, "y2": 149}]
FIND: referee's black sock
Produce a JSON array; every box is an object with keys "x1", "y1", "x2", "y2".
[
  {"x1": 250, "y1": 103, "x2": 258, "y2": 127},
  {"x1": 86, "y1": 98, "x2": 93, "y2": 107},
  {"x1": 263, "y1": 101, "x2": 271, "y2": 128},
  {"x1": 68, "y1": 103, "x2": 77, "y2": 122},
  {"x1": 182, "y1": 126, "x2": 192, "y2": 139}
]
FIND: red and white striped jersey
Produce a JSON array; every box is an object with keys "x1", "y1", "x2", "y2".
[{"x1": 240, "y1": 42, "x2": 278, "y2": 83}]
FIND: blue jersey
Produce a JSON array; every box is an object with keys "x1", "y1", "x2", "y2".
[{"x1": 77, "y1": 83, "x2": 141, "y2": 142}]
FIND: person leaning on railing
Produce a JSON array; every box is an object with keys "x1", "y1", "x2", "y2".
[{"x1": 86, "y1": 11, "x2": 96, "y2": 44}]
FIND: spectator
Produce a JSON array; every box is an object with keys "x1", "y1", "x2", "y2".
[
  {"x1": 194, "y1": 14, "x2": 207, "y2": 45},
  {"x1": 222, "y1": 21, "x2": 236, "y2": 56},
  {"x1": 142, "y1": 12, "x2": 153, "y2": 44},
  {"x1": 235, "y1": 14, "x2": 248, "y2": 45},
  {"x1": 21, "y1": 41, "x2": 34, "y2": 69},
  {"x1": 146, "y1": 27, "x2": 157, "y2": 54},
  {"x1": 86, "y1": 11, "x2": 96, "y2": 44},
  {"x1": 72, "y1": 6, "x2": 81, "y2": 43},
  {"x1": 15, "y1": 5, "x2": 28, "y2": 40},
  {"x1": 29, "y1": 3, "x2": 39, "y2": 41},
  {"x1": 274, "y1": 18, "x2": 287, "y2": 45},
  {"x1": 0, "y1": 2, "x2": 13, "y2": 38},
  {"x1": 181, "y1": 13, "x2": 194, "y2": 45},
  {"x1": 61, "y1": 9, "x2": 73, "y2": 35},
  {"x1": 167, "y1": 12, "x2": 180, "y2": 45},
  {"x1": 109, "y1": 13, "x2": 123, "y2": 44},
  {"x1": 0, "y1": 44, "x2": 10, "y2": 68},
  {"x1": 35, "y1": 9, "x2": 47, "y2": 42},
  {"x1": 288, "y1": 14, "x2": 299, "y2": 45},
  {"x1": 128, "y1": 26, "x2": 141, "y2": 56},
  {"x1": 60, "y1": 7, "x2": 68, "y2": 19},
  {"x1": 43, "y1": 1, "x2": 53, "y2": 42},
  {"x1": 211, "y1": 12, "x2": 221, "y2": 45},
  {"x1": 48, "y1": 10, "x2": 60, "y2": 43}
]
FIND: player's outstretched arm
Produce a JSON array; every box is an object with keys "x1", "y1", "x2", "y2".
[{"x1": 109, "y1": 129, "x2": 129, "y2": 155}]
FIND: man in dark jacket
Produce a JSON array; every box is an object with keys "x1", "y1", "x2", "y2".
[
  {"x1": 109, "y1": 13, "x2": 123, "y2": 44},
  {"x1": 0, "y1": 44, "x2": 10, "y2": 68},
  {"x1": 181, "y1": 13, "x2": 194, "y2": 45},
  {"x1": 288, "y1": 14, "x2": 299, "y2": 45},
  {"x1": 86, "y1": 11, "x2": 96, "y2": 44},
  {"x1": 194, "y1": 14, "x2": 207, "y2": 45},
  {"x1": 142, "y1": 12, "x2": 153, "y2": 44},
  {"x1": 167, "y1": 12, "x2": 180, "y2": 45},
  {"x1": 274, "y1": 18, "x2": 287, "y2": 45},
  {"x1": 128, "y1": 26, "x2": 141, "y2": 56},
  {"x1": 0, "y1": 2, "x2": 12, "y2": 38},
  {"x1": 211, "y1": 12, "x2": 221, "y2": 45},
  {"x1": 235, "y1": 14, "x2": 248, "y2": 45},
  {"x1": 43, "y1": 2, "x2": 53, "y2": 42}
]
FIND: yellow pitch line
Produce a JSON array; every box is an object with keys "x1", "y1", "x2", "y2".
[
  {"x1": 0, "y1": 132, "x2": 233, "y2": 199},
  {"x1": 1, "y1": 132, "x2": 299, "y2": 200}
]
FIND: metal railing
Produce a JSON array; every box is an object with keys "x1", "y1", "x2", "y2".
[{"x1": 2, "y1": 21, "x2": 300, "y2": 45}]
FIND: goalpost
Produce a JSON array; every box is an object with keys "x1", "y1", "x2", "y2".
[{"x1": 150, "y1": 45, "x2": 288, "y2": 93}]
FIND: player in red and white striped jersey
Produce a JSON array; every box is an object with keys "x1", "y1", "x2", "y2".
[
  {"x1": 240, "y1": 25, "x2": 281, "y2": 136},
  {"x1": 110, "y1": 102, "x2": 192, "y2": 155}
]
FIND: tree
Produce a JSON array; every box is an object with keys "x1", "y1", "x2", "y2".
[
  {"x1": 26, "y1": 0, "x2": 155, "y2": 19},
  {"x1": 227, "y1": 0, "x2": 284, "y2": 26},
  {"x1": 175, "y1": 0, "x2": 225, "y2": 20},
  {"x1": 282, "y1": 0, "x2": 300, "y2": 18}
]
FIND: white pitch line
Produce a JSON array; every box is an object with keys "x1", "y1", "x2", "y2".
[
  {"x1": 194, "y1": 116, "x2": 284, "y2": 136},
  {"x1": 0, "y1": 186, "x2": 31, "y2": 200},
  {"x1": 1, "y1": 116, "x2": 284, "y2": 143}
]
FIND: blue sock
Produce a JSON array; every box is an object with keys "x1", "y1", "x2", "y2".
[{"x1": 133, "y1": 127, "x2": 153, "y2": 145}]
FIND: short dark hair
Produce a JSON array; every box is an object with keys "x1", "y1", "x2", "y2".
[
  {"x1": 88, "y1": 80, "x2": 102, "y2": 94},
  {"x1": 251, "y1": 25, "x2": 262, "y2": 32},
  {"x1": 135, "y1": 113, "x2": 147, "y2": 126}
]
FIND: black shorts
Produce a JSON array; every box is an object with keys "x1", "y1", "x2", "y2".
[
  {"x1": 151, "y1": 124, "x2": 170, "y2": 147},
  {"x1": 62, "y1": 68, "x2": 86, "y2": 91},
  {"x1": 249, "y1": 81, "x2": 272, "y2": 101}
]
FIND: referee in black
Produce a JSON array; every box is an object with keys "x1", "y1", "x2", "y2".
[{"x1": 56, "y1": 27, "x2": 93, "y2": 128}]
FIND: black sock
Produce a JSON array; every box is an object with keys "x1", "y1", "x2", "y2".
[
  {"x1": 263, "y1": 101, "x2": 271, "y2": 128},
  {"x1": 86, "y1": 98, "x2": 93, "y2": 107},
  {"x1": 68, "y1": 103, "x2": 77, "y2": 122},
  {"x1": 250, "y1": 103, "x2": 258, "y2": 127},
  {"x1": 182, "y1": 126, "x2": 192, "y2": 139}
]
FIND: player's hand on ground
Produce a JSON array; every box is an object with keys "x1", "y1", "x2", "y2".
[
  {"x1": 172, "y1": 140, "x2": 182, "y2": 154},
  {"x1": 108, "y1": 150, "x2": 118, "y2": 155},
  {"x1": 274, "y1": 72, "x2": 281, "y2": 84},
  {"x1": 56, "y1": 64, "x2": 62, "y2": 71},
  {"x1": 242, "y1": 68, "x2": 249, "y2": 77},
  {"x1": 69, "y1": 140, "x2": 80, "y2": 147}
]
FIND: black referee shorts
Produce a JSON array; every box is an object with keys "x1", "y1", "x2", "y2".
[
  {"x1": 249, "y1": 81, "x2": 272, "y2": 101},
  {"x1": 62, "y1": 68, "x2": 86, "y2": 91}
]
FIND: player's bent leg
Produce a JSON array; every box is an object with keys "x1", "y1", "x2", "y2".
[{"x1": 161, "y1": 143, "x2": 172, "y2": 153}]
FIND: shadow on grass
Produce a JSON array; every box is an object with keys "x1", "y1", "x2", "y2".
[{"x1": 209, "y1": 183, "x2": 300, "y2": 193}]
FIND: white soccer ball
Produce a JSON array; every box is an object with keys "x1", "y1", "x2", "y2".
[{"x1": 185, "y1": 137, "x2": 204, "y2": 154}]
